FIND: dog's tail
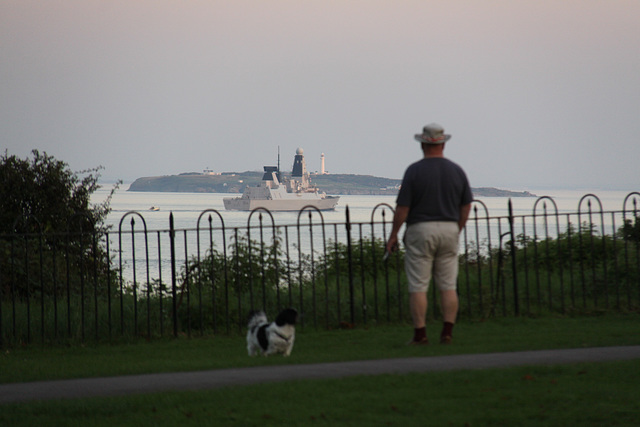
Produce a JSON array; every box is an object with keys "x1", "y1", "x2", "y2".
[{"x1": 247, "y1": 310, "x2": 268, "y2": 329}]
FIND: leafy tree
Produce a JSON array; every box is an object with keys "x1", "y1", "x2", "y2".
[
  {"x1": 1, "y1": 150, "x2": 118, "y2": 233},
  {"x1": 619, "y1": 215, "x2": 640, "y2": 243},
  {"x1": 1, "y1": 150, "x2": 121, "y2": 298}
]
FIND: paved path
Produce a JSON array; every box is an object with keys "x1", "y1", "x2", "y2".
[{"x1": 2, "y1": 346, "x2": 639, "y2": 405}]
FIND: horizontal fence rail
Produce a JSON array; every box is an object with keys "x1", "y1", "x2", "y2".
[{"x1": 1, "y1": 193, "x2": 639, "y2": 347}]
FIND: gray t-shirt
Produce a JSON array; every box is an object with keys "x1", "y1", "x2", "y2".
[{"x1": 396, "y1": 157, "x2": 472, "y2": 225}]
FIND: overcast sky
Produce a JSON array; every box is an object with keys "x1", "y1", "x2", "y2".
[{"x1": 2, "y1": 1, "x2": 639, "y2": 190}]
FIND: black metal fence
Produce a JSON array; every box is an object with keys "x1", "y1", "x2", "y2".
[{"x1": 1, "y1": 192, "x2": 639, "y2": 347}]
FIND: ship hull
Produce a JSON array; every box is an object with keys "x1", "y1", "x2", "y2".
[{"x1": 223, "y1": 196, "x2": 339, "y2": 212}]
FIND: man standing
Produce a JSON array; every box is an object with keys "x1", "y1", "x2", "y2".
[{"x1": 386, "y1": 123, "x2": 472, "y2": 345}]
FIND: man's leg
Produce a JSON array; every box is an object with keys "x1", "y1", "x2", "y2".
[
  {"x1": 409, "y1": 291, "x2": 428, "y2": 343},
  {"x1": 404, "y1": 222, "x2": 434, "y2": 344},
  {"x1": 409, "y1": 291, "x2": 427, "y2": 328},
  {"x1": 440, "y1": 289, "x2": 458, "y2": 343},
  {"x1": 440, "y1": 289, "x2": 458, "y2": 324},
  {"x1": 433, "y1": 223, "x2": 461, "y2": 343}
]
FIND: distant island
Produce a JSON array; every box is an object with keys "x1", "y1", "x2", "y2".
[{"x1": 128, "y1": 171, "x2": 536, "y2": 198}]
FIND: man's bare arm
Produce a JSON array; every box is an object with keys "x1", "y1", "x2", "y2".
[
  {"x1": 386, "y1": 205, "x2": 409, "y2": 253},
  {"x1": 458, "y1": 203, "x2": 471, "y2": 232}
]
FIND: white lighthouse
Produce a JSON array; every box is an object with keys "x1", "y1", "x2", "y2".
[{"x1": 321, "y1": 153, "x2": 325, "y2": 174}]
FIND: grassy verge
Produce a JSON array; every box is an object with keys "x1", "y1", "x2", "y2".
[
  {"x1": 1, "y1": 314, "x2": 639, "y2": 426},
  {"x1": 2, "y1": 313, "x2": 640, "y2": 384},
  {"x1": 2, "y1": 361, "x2": 638, "y2": 427}
]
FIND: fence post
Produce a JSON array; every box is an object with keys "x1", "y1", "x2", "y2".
[
  {"x1": 170, "y1": 212, "x2": 178, "y2": 338},
  {"x1": 0, "y1": 248, "x2": 3, "y2": 348},
  {"x1": 509, "y1": 199, "x2": 519, "y2": 315},
  {"x1": 345, "y1": 206, "x2": 355, "y2": 325}
]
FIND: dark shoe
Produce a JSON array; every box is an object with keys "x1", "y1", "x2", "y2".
[
  {"x1": 407, "y1": 337, "x2": 429, "y2": 346},
  {"x1": 440, "y1": 335, "x2": 452, "y2": 344}
]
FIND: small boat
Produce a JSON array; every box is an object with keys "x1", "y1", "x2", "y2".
[
  {"x1": 149, "y1": 206, "x2": 160, "y2": 211},
  {"x1": 223, "y1": 148, "x2": 339, "y2": 212}
]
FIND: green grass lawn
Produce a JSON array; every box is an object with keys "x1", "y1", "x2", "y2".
[{"x1": 1, "y1": 314, "x2": 640, "y2": 426}]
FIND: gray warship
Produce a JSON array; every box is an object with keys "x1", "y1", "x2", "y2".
[{"x1": 223, "y1": 148, "x2": 340, "y2": 212}]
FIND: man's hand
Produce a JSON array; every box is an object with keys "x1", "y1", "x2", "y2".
[
  {"x1": 386, "y1": 234, "x2": 399, "y2": 255},
  {"x1": 386, "y1": 205, "x2": 409, "y2": 255}
]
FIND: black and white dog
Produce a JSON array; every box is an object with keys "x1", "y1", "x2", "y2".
[{"x1": 246, "y1": 308, "x2": 297, "y2": 357}]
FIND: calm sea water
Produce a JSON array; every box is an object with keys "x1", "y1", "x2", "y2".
[
  {"x1": 94, "y1": 187, "x2": 639, "y2": 231},
  {"x1": 92, "y1": 187, "x2": 639, "y2": 282}
]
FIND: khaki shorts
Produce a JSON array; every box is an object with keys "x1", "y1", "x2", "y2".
[{"x1": 403, "y1": 221, "x2": 460, "y2": 293}]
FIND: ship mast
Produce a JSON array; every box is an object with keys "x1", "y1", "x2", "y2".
[{"x1": 277, "y1": 146, "x2": 281, "y2": 182}]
